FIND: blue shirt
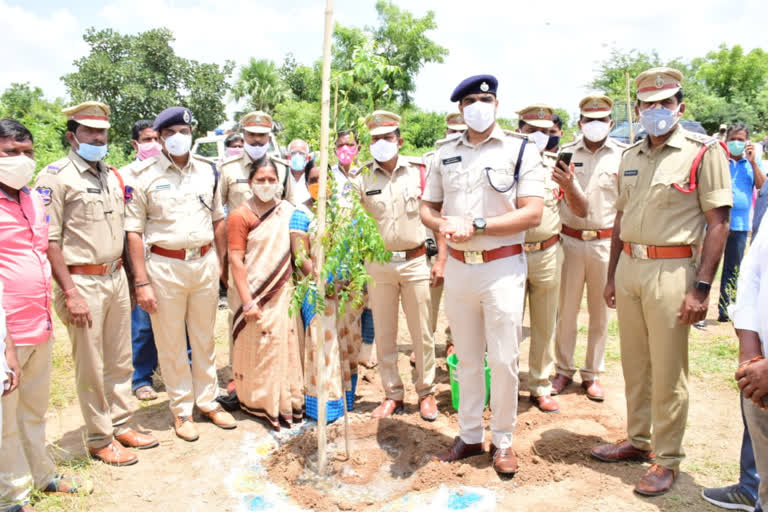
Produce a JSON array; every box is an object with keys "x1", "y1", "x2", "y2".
[{"x1": 729, "y1": 158, "x2": 764, "y2": 231}]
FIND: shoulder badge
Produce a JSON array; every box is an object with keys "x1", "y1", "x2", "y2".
[{"x1": 35, "y1": 186, "x2": 53, "y2": 206}]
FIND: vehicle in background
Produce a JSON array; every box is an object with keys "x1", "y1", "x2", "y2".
[
  {"x1": 609, "y1": 120, "x2": 707, "y2": 144},
  {"x1": 192, "y1": 129, "x2": 283, "y2": 164}
]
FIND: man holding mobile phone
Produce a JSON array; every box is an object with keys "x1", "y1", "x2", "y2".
[
  {"x1": 552, "y1": 95, "x2": 626, "y2": 404},
  {"x1": 517, "y1": 105, "x2": 587, "y2": 413}
]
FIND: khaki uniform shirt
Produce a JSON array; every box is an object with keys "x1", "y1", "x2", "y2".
[
  {"x1": 352, "y1": 156, "x2": 426, "y2": 252},
  {"x1": 35, "y1": 150, "x2": 124, "y2": 266},
  {"x1": 124, "y1": 153, "x2": 225, "y2": 250},
  {"x1": 525, "y1": 151, "x2": 562, "y2": 243},
  {"x1": 422, "y1": 125, "x2": 546, "y2": 251},
  {"x1": 617, "y1": 126, "x2": 732, "y2": 246},
  {"x1": 560, "y1": 136, "x2": 625, "y2": 230},
  {"x1": 219, "y1": 151, "x2": 288, "y2": 211}
]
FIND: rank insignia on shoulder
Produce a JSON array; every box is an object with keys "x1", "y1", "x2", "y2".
[
  {"x1": 36, "y1": 186, "x2": 52, "y2": 206},
  {"x1": 624, "y1": 170, "x2": 639, "y2": 176},
  {"x1": 442, "y1": 156, "x2": 462, "y2": 165},
  {"x1": 366, "y1": 189, "x2": 382, "y2": 196}
]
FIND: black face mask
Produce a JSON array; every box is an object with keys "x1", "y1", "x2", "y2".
[{"x1": 545, "y1": 135, "x2": 560, "y2": 151}]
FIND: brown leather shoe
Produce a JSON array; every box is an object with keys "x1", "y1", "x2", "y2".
[
  {"x1": 591, "y1": 440, "x2": 654, "y2": 463},
  {"x1": 89, "y1": 440, "x2": 139, "y2": 466},
  {"x1": 530, "y1": 394, "x2": 560, "y2": 413},
  {"x1": 582, "y1": 379, "x2": 605, "y2": 402},
  {"x1": 490, "y1": 444, "x2": 518, "y2": 474},
  {"x1": 371, "y1": 398, "x2": 404, "y2": 418},
  {"x1": 419, "y1": 394, "x2": 438, "y2": 421},
  {"x1": 116, "y1": 429, "x2": 159, "y2": 450},
  {"x1": 431, "y1": 436, "x2": 484, "y2": 463},
  {"x1": 202, "y1": 405, "x2": 237, "y2": 429},
  {"x1": 174, "y1": 416, "x2": 199, "y2": 442},
  {"x1": 550, "y1": 374, "x2": 573, "y2": 395},
  {"x1": 634, "y1": 463, "x2": 676, "y2": 496}
]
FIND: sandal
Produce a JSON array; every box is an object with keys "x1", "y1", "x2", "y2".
[
  {"x1": 43, "y1": 474, "x2": 94, "y2": 495},
  {"x1": 134, "y1": 385, "x2": 158, "y2": 401}
]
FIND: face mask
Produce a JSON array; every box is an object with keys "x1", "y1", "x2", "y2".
[
  {"x1": 74, "y1": 136, "x2": 108, "y2": 162},
  {"x1": 162, "y1": 133, "x2": 192, "y2": 157},
  {"x1": 307, "y1": 182, "x2": 319, "y2": 201},
  {"x1": 462, "y1": 101, "x2": 496, "y2": 132},
  {"x1": 336, "y1": 145, "x2": 357, "y2": 166},
  {"x1": 370, "y1": 139, "x2": 399, "y2": 162},
  {"x1": 0, "y1": 155, "x2": 35, "y2": 190},
  {"x1": 581, "y1": 121, "x2": 612, "y2": 143},
  {"x1": 251, "y1": 183, "x2": 280, "y2": 202},
  {"x1": 531, "y1": 130, "x2": 550, "y2": 152},
  {"x1": 244, "y1": 141, "x2": 268, "y2": 161},
  {"x1": 545, "y1": 135, "x2": 560, "y2": 151},
  {"x1": 225, "y1": 147, "x2": 243, "y2": 158},
  {"x1": 727, "y1": 140, "x2": 746, "y2": 157},
  {"x1": 290, "y1": 153, "x2": 307, "y2": 171},
  {"x1": 639, "y1": 106, "x2": 680, "y2": 137},
  {"x1": 137, "y1": 141, "x2": 162, "y2": 161}
]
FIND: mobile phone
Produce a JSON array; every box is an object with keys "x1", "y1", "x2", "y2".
[{"x1": 554, "y1": 152, "x2": 572, "y2": 169}]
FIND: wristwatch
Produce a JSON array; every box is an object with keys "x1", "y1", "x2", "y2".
[
  {"x1": 693, "y1": 281, "x2": 712, "y2": 294},
  {"x1": 472, "y1": 217, "x2": 487, "y2": 234}
]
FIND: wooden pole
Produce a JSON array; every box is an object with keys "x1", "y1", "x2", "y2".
[
  {"x1": 313, "y1": 0, "x2": 334, "y2": 476},
  {"x1": 626, "y1": 71, "x2": 634, "y2": 144},
  {"x1": 339, "y1": 334, "x2": 350, "y2": 459}
]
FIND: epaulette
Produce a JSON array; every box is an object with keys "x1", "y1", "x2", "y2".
[
  {"x1": 42, "y1": 157, "x2": 71, "y2": 175},
  {"x1": 503, "y1": 129, "x2": 528, "y2": 140},
  {"x1": 622, "y1": 138, "x2": 644, "y2": 156},
  {"x1": 434, "y1": 132, "x2": 461, "y2": 149},
  {"x1": 130, "y1": 155, "x2": 158, "y2": 175},
  {"x1": 560, "y1": 139, "x2": 580, "y2": 150},
  {"x1": 684, "y1": 130, "x2": 715, "y2": 145},
  {"x1": 269, "y1": 153, "x2": 288, "y2": 167},
  {"x1": 611, "y1": 139, "x2": 630, "y2": 149},
  {"x1": 219, "y1": 153, "x2": 242, "y2": 166}
]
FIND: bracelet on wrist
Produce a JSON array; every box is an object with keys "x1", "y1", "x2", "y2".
[
  {"x1": 135, "y1": 281, "x2": 151, "y2": 288},
  {"x1": 739, "y1": 355, "x2": 765, "y2": 369},
  {"x1": 243, "y1": 300, "x2": 256, "y2": 312}
]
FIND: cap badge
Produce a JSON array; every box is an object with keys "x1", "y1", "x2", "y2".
[
  {"x1": 183, "y1": 110, "x2": 191, "y2": 123},
  {"x1": 655, "y1": 75, "x2": 664, "y2": 89},
  {"x1": 592, "y1": 100, "x2": 599, "y2": 108},
  {"x1": 537, "y1": 109, "x2": 546, "y2": 119},
  {"x1": 480, "y1": 81, "x2": 489, "y2": 92}
]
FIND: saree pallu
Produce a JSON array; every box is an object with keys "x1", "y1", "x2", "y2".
[{"x1": 232, "y1": 201, "x2": 304, "y2": 429}]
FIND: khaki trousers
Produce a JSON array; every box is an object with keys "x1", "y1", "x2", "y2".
[
  {"x1": 615, "y1": 253, "x2": 694, "y2": 471},
  {"x1": 147, "y1": 250, "x2": 219, "y2": 417},
  {"x1": 55, "y1": 270, "x2": 133, "y2": 450},
  {"x1": 366, "y1": 257, "x2": 435, "y2": 400},
  {"x1": 445, "y1": 254, "x2": 526, "y2": 449},
  {"x1": 525, "y1": 243, "x2": 563, "y2": 397},
  {"x1": 555, "y1": 236, "x2": 610, "y2": 380},
  {"x1": 0, "y1": 343, "x2": 55, "y2": 511},
  {"x1": 743, "y1": 394, "x2": 768, "y2": 509}
]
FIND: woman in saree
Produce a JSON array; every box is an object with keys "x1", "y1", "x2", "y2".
[
  {"x1": 290, "y1": 159, "x2": 363, "y2": 423},
  {"x1": 228, "y1": 158, "x2": 304, "y2": 430}
]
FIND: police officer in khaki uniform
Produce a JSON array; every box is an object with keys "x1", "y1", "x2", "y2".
[
  {"x1": 553, "y1": 96, "x2": 625, "y2": 402},
  {"x1": 352, "y1": 110, "x2": 437, "y2": 421},
  {"x1": 517, "y1": 104, "x2": 587, "y2": 414},
  {"x1": 36, "y1": 102, "x2": 158, "y2": 466},
  {"x1": 592, "y1": 68, "x2": 732, "y2": 496},
  {"x1": 125, "y1": 107, "x2": 236, "y2": 442},
  {"x1": 422, "y1": 75, "x2": 546, "y2": 474}
]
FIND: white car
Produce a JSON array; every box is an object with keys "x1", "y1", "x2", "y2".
[{"x1": 191, "y1": 131, "x2": 283, "y2": 165}]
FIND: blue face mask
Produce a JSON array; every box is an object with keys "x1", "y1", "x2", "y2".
[
  {"x1": 545, "y1": 135, "x2": 560, "y2": 151},
  {"x1": 290, "y1": 153, "x2": 306, "y2": 171},
  {"x1": 75, "y1": 136, "x2": 108, "y2": 162},
  {"x1": 639, "y1": 106, "x2": 679, "y2": 137},
  {"x1": 727, "y1": 140, "x2": 746, "y2": 157}
]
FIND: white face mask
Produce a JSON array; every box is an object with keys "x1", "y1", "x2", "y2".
[
  {"x1": 0, "y1": 155, "x2": 35, "y2": 190},
  {"x1": 244, "y1": 141, "x2": 268, "y2": 161},
  {"x1": 462, "y1": 101, "x2": 496, "y2": 132},
  {"x1": 581, "y1": 120, "x2": 612, "y2": 142},
  {"x1": 163, "y1": 132, "x2": 192, "y2": 157},
  {"x1": 370, "y1": 139, "x2": 399, "y2": 162},
  {"x1": 530, "y1": 130, "x2": 550, "y2": 152},
  {"x1": 251, "y1": 183, "x2": 281, "y2": 202}
]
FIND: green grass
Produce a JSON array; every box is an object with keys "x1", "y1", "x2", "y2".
[{"x1": 689, "y1": 333, "x2": 739, "y2": 388}]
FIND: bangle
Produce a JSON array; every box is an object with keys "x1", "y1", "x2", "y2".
[
  {"x1": 135, "y1": 281, "x2": 151, "y2": 288},
  {"x1": 739, "y1": 355, "x2": 765, "y2": 369},
  {"x1": 243, "y1": 300, "x2": 256, "y2": 312},
  {"x1": 63, "y1": 287, "x2": 77, "y2": 297}
]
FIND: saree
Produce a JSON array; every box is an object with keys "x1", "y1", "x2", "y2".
[{"x1": 231, "y1": 200, "x2": 304, "y2": 429}]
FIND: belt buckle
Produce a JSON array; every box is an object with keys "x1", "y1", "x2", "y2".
[
  {"x1": 463, "y1": 250, "x2": 484, "y2": 265},
  {"x1": 581, "y1": 230, "x2": 598, "y2": 241},
  {"x1": 390, "y1": 251, "x2": 406, "y2": 263},
  {"x1": 630, "y1": 243, "x2": 649, "y2": 260},
  {"x1": 524, "y1": 242, "x2": 541, "y2": 253},
  {"x1": 185, "y1": 247, "x2": 202, "y2": 261}
]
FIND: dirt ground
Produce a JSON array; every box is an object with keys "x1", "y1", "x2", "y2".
[{"x1": 38, "y1": 289, "x2": 743, "y2": 512}]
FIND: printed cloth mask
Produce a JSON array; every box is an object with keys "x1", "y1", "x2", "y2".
[
  {"x1": 251, "y1": 183, "x2": 280, "y2": 202},
  {"x1": 0, "y1": 155, "x2": 35, "y2": 189},
  {"x1": 336, "y1": 145, "x2": 357, "y2": 166}
]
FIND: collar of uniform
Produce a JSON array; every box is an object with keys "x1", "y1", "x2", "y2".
[
  {"x1": 69, "y1": 149, "x2": 106, "y2": 176},
  {"x1": 0, "y1": 185, "x2": 30, "y2": 202},
  {"x1": 158, "y1": 151, "x2": 192, "y2": 173},
  {"x1": 458, "y1": 124, "x2": 505, "y2": 148},
  {"x1": 371, "y1": 155, "x2": 409, "y2": 176},
  {"x1": 574, "y1": 135, "x2": 616, "y2": 154},
  {"x1": 638, "y1": 124, "x2": 684, "y2": 154}
]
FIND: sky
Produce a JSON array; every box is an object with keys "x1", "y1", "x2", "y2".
[{"x1": 1, "y1": 0, "x2": 766, "y2": 124}]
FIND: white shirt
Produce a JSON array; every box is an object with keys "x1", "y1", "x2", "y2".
[
  {"x1": 331, "y1": 164, "x2": 358, "y2": 209},
  {"x1": 730, "y1": 222, "x2": 768, "y2": 356},
  {"x1": 288, "y1": 171, "x2": 311, "y2": 205}
]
